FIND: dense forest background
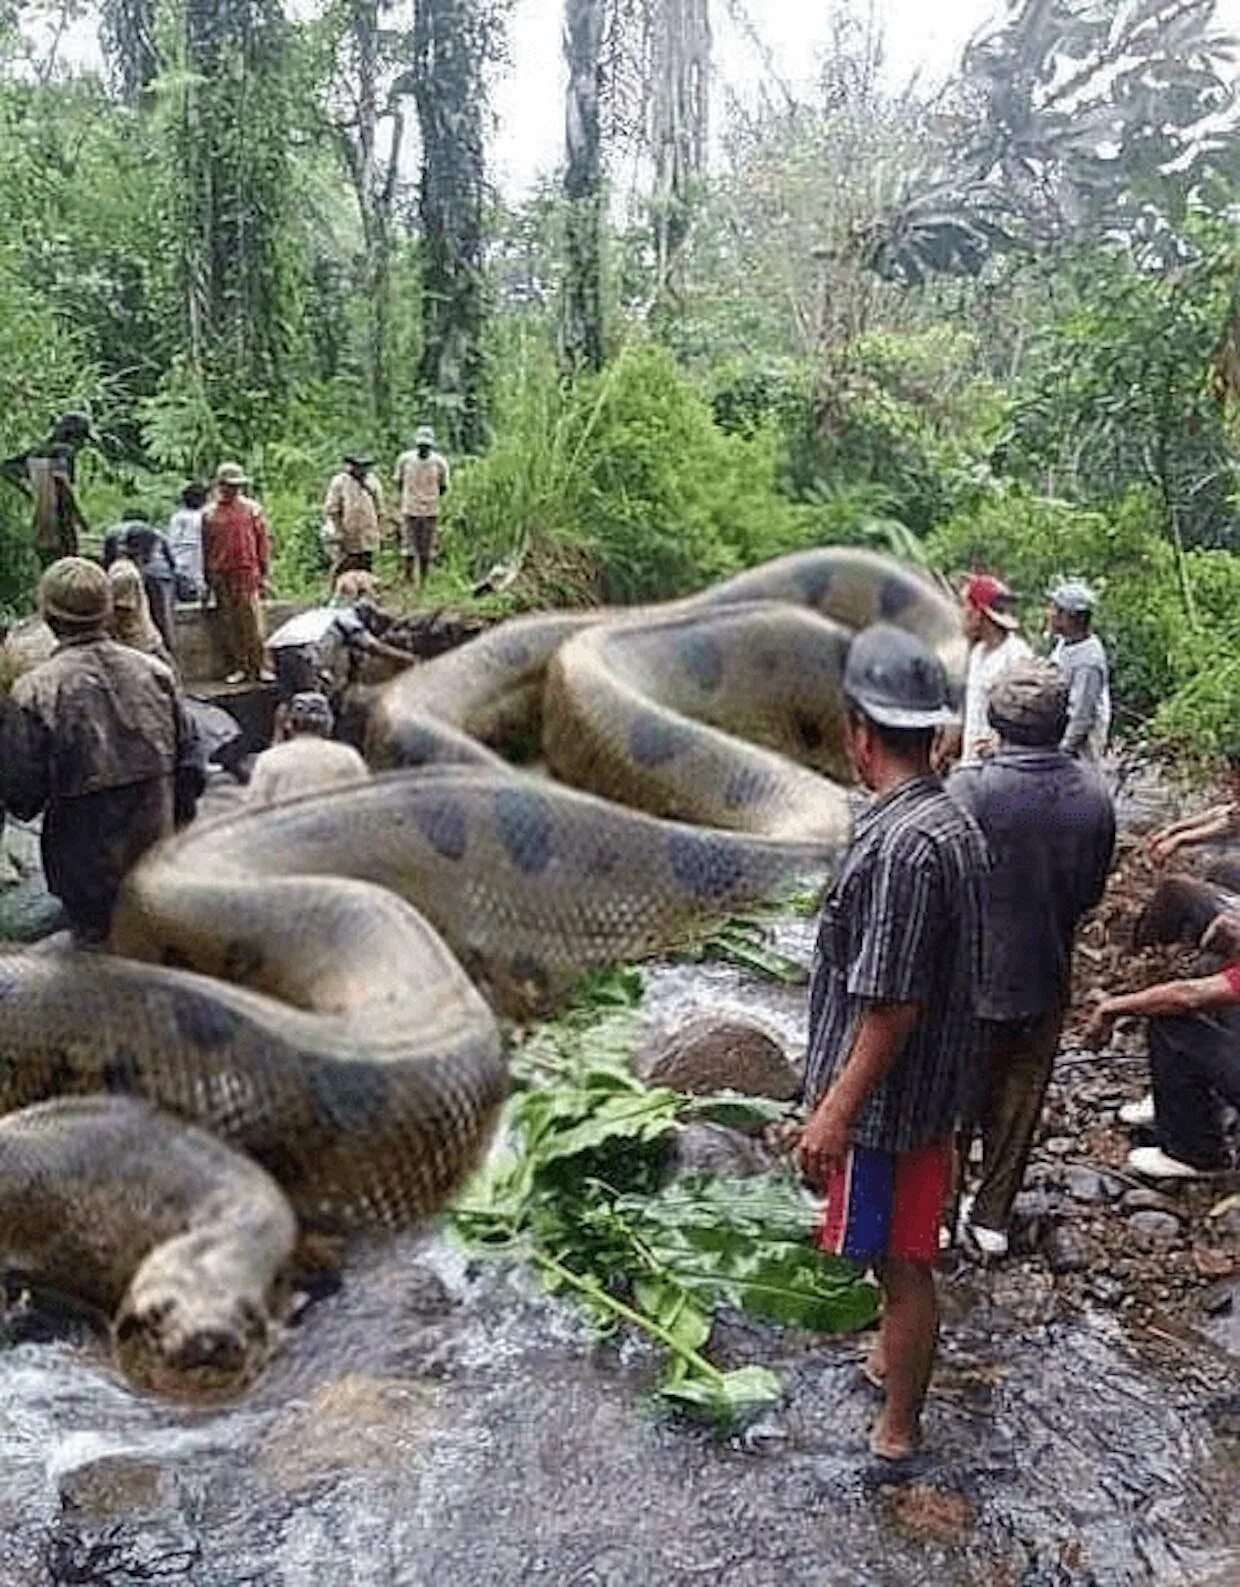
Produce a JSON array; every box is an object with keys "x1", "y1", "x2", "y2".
[{"x1": 2, "y1": 0, "x2": 1240, "y2": 753}]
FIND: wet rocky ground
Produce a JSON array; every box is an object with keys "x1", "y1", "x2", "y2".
[{"x1": 1, "y1": 768, "x2": 1238, "y2": 1585}]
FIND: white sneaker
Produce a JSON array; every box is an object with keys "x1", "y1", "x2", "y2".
[
  {"x1": 1126, "y1": 1146, "x2": 1213, "y2": 1181},
  {"x1": 225, "y1": 670, "x2": 245, "y2": 685},
  {"x1": 1119, "y1": 1095, "x2": 1157, "y2": 1128},
  {"x1": 955, "y1": 1190, "x2": 976, "y2": 1243},
  {"x1": 967, "y1": 1223, "x2": 1009, "y2": 1258}
]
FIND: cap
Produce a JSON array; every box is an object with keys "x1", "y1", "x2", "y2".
[
  {"x1": 287, "y1": 691, "x2": 335, "y2": 736},
  {"x1": 215, "y1": 462, "x2": 249, "y2": 487},
  {"x1": 988, "y1": 661, "x2": 1069, "y2": 746},
  {"x1": 38, "y1": 556, "x2": 111, "y2": 628},
  {"x1": 962, "y1": 572, "x2": 1019, "y2": 631},
  {"x1": 344, "y1": 452, "x2": 375, "y2": 470},
  {"x1": 415, "y1": 425, "x2": 435, "y2": 447},
  {"x1": 843, "y1": 624, "x2": 956, "y2": 730},
  {"x1": 1048, "y1": 580, "x2": 1097, "y2": 614}
]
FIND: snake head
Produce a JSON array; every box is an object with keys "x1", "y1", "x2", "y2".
[{"x1": 113, "y1": 1288, "x2": 271, "y2": 1401}]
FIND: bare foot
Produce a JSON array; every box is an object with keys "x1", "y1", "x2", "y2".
[
  {"x1": 869, "y1": 1417, "x2": 921, "y2": 1462},
  {"x1": 860, "y1": 1346, "x2": 887, "y2": 1391}
]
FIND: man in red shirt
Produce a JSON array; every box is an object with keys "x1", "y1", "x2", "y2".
[
  {"x1": 203, "y1": 462, "x2": 273, "y2": 684},
  {"x1": 1088, "y1": 914, "x2": 1240, "y2": 1180}
]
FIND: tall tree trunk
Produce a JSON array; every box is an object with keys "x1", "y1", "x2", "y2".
[
  {"x1": 179, "y1": 0, "x2": 291, "y2": 417},
  {"x1": 413, "y1": 0, "x2": 490, "y2": 452},
  {"x1": 650, "y1": 0, "x2": 710, "y2": 316},
  {"x1": 562, "y1": 0, "x2": 605, "y2": 375},
  {"x1": 100, "y1": 0, "x2": 161, "y2": 103}
]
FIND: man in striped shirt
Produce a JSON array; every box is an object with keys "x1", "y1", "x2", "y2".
[{"x1": 798, "y1": 625, "x2": 987, "y2": 1463}]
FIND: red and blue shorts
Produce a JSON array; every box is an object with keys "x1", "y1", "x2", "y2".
[{"x1": 815, "y1": 1142, "x2": 952, "y2": 1266}]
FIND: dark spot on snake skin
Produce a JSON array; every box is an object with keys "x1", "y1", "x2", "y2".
[
  {"x1": 755, "y1": 646, "x2": 781, "y2": 675},
  {"x1": 305, "y1": 1062, "x2": 391, "y2": 1135},
  {"x1": 496, "y1": 636, "x2": 532, "y2": 667},
  {"x1": 511, "y1": 955, "x2": 551, "y2": 1002},
  {"x1": 391, "y1": 723, "x2": 444, "y2": 767},
  {"x1": 677, "y1": 630, "x2": 724, "y2": 693},
  {"x1": 102, "y1": 1051, "x2": 139, "y2": 1093},
  {"x1": 795, "y1": 711, "x2": 824, "y2": 752},
  {"x1": 666, "y1": 831, "x2": 745, "y2": 900},
  {"x1": 798, "y1": 564, "x2": 835, "y2": 606},
  {"x1": 171, "y1": 991, "x2": 241, "y2": 1052},
  {"x1": 587, "y1": 841, "x2": 622, "y2": 879},
  {"x1": 414, "y1": 792, "x2": 468, "y2": 860},
  {"x1": 495, "y1": 788, "x2": 555, "y2": 875},
  {"x1": 879, "y1": 576, "x2": 916, "y2": 621},
  {"x1": 629, "y1": 713, "x2": 681, "y2": 767},
  {"x1": 723, "y1": 768, "x2": 774, "y2": 809},
  {"x1": 223, "y1": 940, "x2": 265, "y2": 981},
  {"x1": 162, "y1": 947, "x2": 193, "y2": 971}
]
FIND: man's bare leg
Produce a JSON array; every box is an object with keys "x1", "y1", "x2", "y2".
[
  {"x1": 401, "y1": 554, "x2": 416, "y2": 584},
  {"x1": 871, "y1": 1257, "x2": 937, "y2": 1459}
]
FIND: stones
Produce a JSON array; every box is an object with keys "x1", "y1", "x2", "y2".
[
  {"x1": 1041, "y1": 1224, "x2": 1105, "y2": 1275},
  {"x1": 57, "y1": 1454, "x2": 165, "y2": 1519},
  {"x1": 1042, "y1": 1137, "x2": 1073, "y2": 1157},
  {"x1": 669, "y1": 1121, "x2": 774, "y2": 1179},
  {"x1": 1121, "y1": 1187, "x2": 1180, "y2": 1215},
  {"x1": 635, "y1": 1016, "x2": 800, "y2": 1102},
  {"x1": 1127, "y1": 1209, "x2": 1183, "y2": 1245},
  {"x1": 1062, "y1": 1165, "x2": 1126, "y2": 1204}
]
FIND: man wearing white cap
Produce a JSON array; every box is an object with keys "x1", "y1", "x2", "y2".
[
  {"x1": 394, "y1": 425, "x2": 450, "y2": 587},
  {"x1": 1048, "y1": 581, "x2": 1111, "y2": 758}
]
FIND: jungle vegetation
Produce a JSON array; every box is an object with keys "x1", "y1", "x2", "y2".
[{"x1": 1, "y1": 0, "x2": 1239, "y2": 753}]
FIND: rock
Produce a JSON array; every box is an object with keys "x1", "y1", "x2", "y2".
[
  {"x1": 0, "y1": 884, "x2": 64, "y2": 944},
  {"x1": 1087, "y1": 1275, "x2": 1126, "y2": 1308},
  {"x1": 635, "y1": 1017, "x2": 800, "y2": 1102},
  {"x1": 1128, "y1": 1209, "x2": 1183, "y2": 1245},
  {"x1": 1063, "y1": 1165, "x2": 1125, "y2": 1204},
  {"x1": 58, "y1": 1455, "x2": 165, "y2": 1519},
  {"x1": 1042, "y1": 1137, "x2": 1073, "y2": 1157},
  {"x1": 1122, "y1": 1187, "x2": 1180, "y2": 1215},
  {"x1": 1198, "y1": 1280, "x2": 1240, "y2": 1356},
  {"x1": 1041, "y1": 1225, "x2": 1104, "y2": 1275},
  {"x1": 1213, "y1": 1206, "x2": 1240, "y2": 1242},
  {"x1": 669, "y1": 1121, "x2": 774, "y2": 1178}
]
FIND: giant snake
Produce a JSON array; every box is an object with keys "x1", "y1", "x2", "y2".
[{"x1": 0, "y1": 549, "x2": 963, "y2": 1395}]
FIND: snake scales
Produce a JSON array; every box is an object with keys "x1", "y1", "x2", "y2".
[{"x1": 0, "y1": 549, "x2": 963, "y2": 1394}]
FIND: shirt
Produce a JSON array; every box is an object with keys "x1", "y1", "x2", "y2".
[
  {"x1": 1051, "y1": 634, "x2": 1111, "y2": 758},
  {"x1": 167, "y1": 508, "x2": 205, "y2": 594},
  {"x1": 804, "y1": 776, "x2": 987, "y2": 1152},
  {"x1": 247, "y1": 736, "x2": 370, "y2": 806},
  {"x1": 395, "y1": 450, "x2": 449, "y2": 517},
  {"x1": 203, "y1": 494, "x2": 270, "y2": 596},
  {"x1": 962, "y1": 632, "x2": 1032, "y2": 763},
  {"x1": 948, "y1": 747, "x2": 1116, "y2": 1021},
  {"x1": 323, "y1": 471, "x2": 382, "y2": 554}
]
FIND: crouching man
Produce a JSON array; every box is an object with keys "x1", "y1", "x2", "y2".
[
  {"x1": 0, "y1": 557, "x2": 204, "y2": 945},
  {"x1": 797, "y1": 626, "x2": 987, "y2": 1461}
]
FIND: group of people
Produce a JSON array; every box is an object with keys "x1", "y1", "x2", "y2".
[
  {"x1": 323, "y1": 428, "x2": 450, "y2": 589},
  {"x1": 792, "y1": 566, "x2": 1238, "y2": 1465}
]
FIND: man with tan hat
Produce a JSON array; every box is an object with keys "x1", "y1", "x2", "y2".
[
  {"x1": 323, "y1": 452, "x2": 383, "y2": 581},
  {"x1": 948, "y1": 662, "x2": 1115, "y2": 1256},
  {"x1": 0, "y1": 557, "x2": 204, "y2": 944},
  {"x1": 203, "y1": 462, "x2": 273, "y2": 684},
  {"x1": 394, "y1": 425, "x2": 449, "y2": 586}
]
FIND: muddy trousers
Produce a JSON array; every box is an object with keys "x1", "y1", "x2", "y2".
[
  {"x1": 1150, "y1": 1009, "x2": 1240, "y2": 1170},
  {"x1": 211, "y1": 582, "x2": 266, "y2": 679},
  {"x1": 969, "y1": 1008, "x2": 1064, "y2": 1232}
]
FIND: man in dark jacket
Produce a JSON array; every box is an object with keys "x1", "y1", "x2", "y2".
[
  {"x1": 0, "y1": 557, "x2": 204, "y2": 945},
  {"x1": 948, "y1": 662, "x2": 1115, "y2": 1255}
]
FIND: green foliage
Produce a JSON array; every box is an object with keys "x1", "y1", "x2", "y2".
[{"x1": 451, "y1": 970, "x2": 877, "y2": 1428}]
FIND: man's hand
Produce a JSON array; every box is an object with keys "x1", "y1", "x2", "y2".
[
  {"x1": 1202, "y1": 911, "x2": 1240, "y2": 958},
  {"x1": 1084, "y1": 997, "x2": 1120, "y2": 1050},
  {"x1": 1146, "y1": 827, "x2": 1183, "y2": 867},
  {"x1": 260, "y1": 578, "x2": 273, "y2": 600},
  {"x1": 795, "y1": 1093, "x2": 854, "y2": 1187}
]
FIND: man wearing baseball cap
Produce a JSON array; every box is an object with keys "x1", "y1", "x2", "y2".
[
  {"x1": 956, "y1": 572, "x2": 1031, "y2": 765},
  {"x1": 393, "y1": 425, "x2": 450, "y2": 587},
  {"x1": 797, "y1": 625, "x2": 987, "y2": 1462},
  {"x1": 1048, "y1": 580, "x2": 1111, "y2": 758}
]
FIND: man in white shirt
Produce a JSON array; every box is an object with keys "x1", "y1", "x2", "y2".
[
  {"x1": 247, "y1": 692, "x2": 370, "y2": 806},
  {"x1": 957, "y1": 573, "x2": 1032, "y2": 765},
  {"x1": 393, "y1": 425, "x2": 450, "y2": 587}
]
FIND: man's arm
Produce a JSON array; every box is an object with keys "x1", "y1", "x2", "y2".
[
  {"x1": 1062, "y1": 663, "x2": 1103, "y2": 754},
  {"x1": 1148, "y1": 803, "x2": 1236, "y2": 865},
  {"x1": 0, "y1": 695, "x2": 50, "y2": 820},
  {"x1": 254, "y1": 508, "x2": 271, "y2": 581},
  {"x1": 797, "y1": 1002, "x2": 923, "y2": 1183},
  {"x1": 438, "y1": 457, "x2": 450, "y2": 495},
  {"x1": 1088, "y1": 972, "x2": 1240, "y2": 1046}
]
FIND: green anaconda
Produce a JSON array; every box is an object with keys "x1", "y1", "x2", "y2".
[{"x1": 0, "y1": 548, "x2": 963, "y2": 1394}]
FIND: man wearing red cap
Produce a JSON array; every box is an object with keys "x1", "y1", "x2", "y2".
[{"x1": 957, "y1": 573, "x2": 1031, "y2": 765}]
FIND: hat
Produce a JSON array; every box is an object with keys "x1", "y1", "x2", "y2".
[
  {"x1": 961, "y1": 572, "x2": 1019, "y2": 631},
  {"x1": 988, "y1": 661, "x2": 1069, "y2": 746},
  {"x1": 38, "y1": 557, "x2": 111, "y2": 629},
  {"x1": 343, "y1": 452, "x2": 375, "y2": 470},
  {"x1": 843, "y1": 625, "x2": 956, "y2": 730},
  {"x1": 1048, "y1": 580, "x2": 1097, "y2": 614},
  {"x1": 287, "y1": 691, "x2": 335, "y2": 736},
  {"x1": 215, "y1": 462, "x2": 249, "y2": 487},
  {"x1": 414, "y1": 425, "x2": 435, "y2": 447}
]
